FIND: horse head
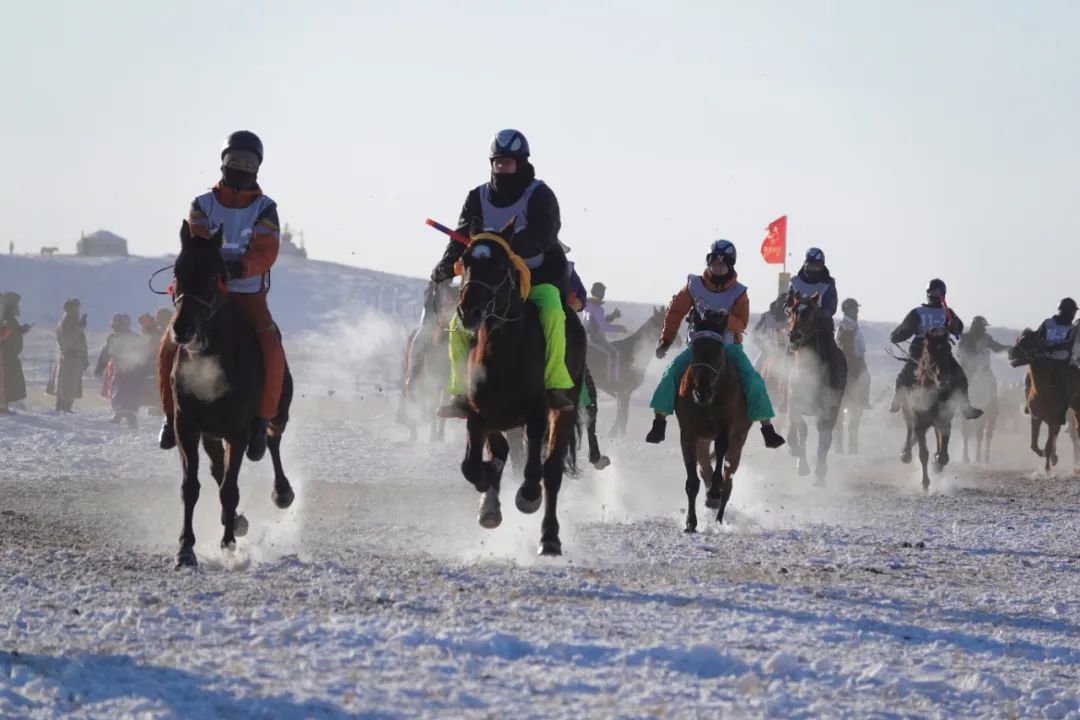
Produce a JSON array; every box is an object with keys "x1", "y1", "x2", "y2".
[
  {"x1": 916, "y1": 326, "x2": 953, "y2": 388},
  {"x1": 1008, "y1": 328, "x2": 1041, "y2": 368},
  {"x1": 787, "y1": 291, "x2": 821, "y2": 350},
  {"x1": 171, "y1": 221, "x2": 227, "y2": 347},
  {"x1": 457, "y1": 218, "x2": 521, "y2": 332},
  {"x1": 688, "y1": 308, "x2": 730, "y2": 407}
]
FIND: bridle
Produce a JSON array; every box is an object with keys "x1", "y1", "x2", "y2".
[{"x1": 459, "y1": 263, "x2": 523, "y2": 326}]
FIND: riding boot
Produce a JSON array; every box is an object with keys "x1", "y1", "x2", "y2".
[
  {"x1": 761, "y1": 422, "x2": 786, "y2": 449},
  {"x1": 158, "y1": 415, "x2": 176, "y2": 450},
  {"x1": 546, "y1": 389, "x2": 575, "y2": 413},
  {"x1": 645, "y1": 413, "x2": 667, "y2": 444},
  {"x1": 436, "y1": 395, "x2": 470, "y2": 419},
  {"x1": 961, "y1": 398, "x2": 984, "y2": 420},
  {"x1": 247, "y1": 417, "x2": 269, "y2": 462}
]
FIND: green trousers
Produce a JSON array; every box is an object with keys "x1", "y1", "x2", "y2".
[
  {"x1": 448, "y1": 283, "x2": 574, "y2": 395},
  {"x1": 649, "y1": 342, "x2": 774, "y2": 421}
]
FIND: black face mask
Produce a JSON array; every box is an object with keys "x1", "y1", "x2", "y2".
[
  {"x1": 222, "y1": 167, "x2": 258, "y2": 190},
  {"x1": 707, "y1": 269, "x2": 732, "y2": 286},
  {"x1": 847, "y1": 309, "x2": 860, "y2": 321}
]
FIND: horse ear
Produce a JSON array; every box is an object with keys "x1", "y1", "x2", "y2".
[
  {"x1": 210, "y1": 225, "x2": 224, "y2": 249},
  {"x1": 180, "y1": 220, "x2": 191, "y2": 246},
  {"x1": 498, "y1": 216, "x2": 516, "y2": 240}
]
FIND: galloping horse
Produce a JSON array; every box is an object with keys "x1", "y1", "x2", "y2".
[
  {"x1": 835, "y1": 322, "x2": 870, "y2": 455},
  {"x1": 169, "y1": 221, "x2": 295, "y2": 568},
  {"x1": 397, "y1": 279, "x2": 457, "y2": 441},
  {"x1": 960, "y1": 365, "x2": 999, "y2": 464},
  {"x1": 455, "y1": 221, "x2": 585, "y2": 556},
  {"x1": 900, "y1": 327, "x2": 957, "y2": 490},
  {"x1": 587, "y1": 307, "x2": 666, "y2": 438},
  {"x1": 1009, "y1": 329, "x2": 1077, "y2": 473},
  {"x1": 674, "y1": 309, "x2": 752, "y2": 532},
  {"x1": 785, "y1": 293, "x2": 847, "y2": 481}
]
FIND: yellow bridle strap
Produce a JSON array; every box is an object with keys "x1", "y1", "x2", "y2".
[{"x1": 454, "y1": 232, "x2": 532, "y2": 301}]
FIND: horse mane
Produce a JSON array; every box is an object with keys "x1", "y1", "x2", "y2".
[{"x1": 915, "y1": 336, "x2": 951, "y2": 387}]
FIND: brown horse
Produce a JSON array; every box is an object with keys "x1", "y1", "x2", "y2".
[
  {"x1": 587, "y1": 306, "x2": 666, "y2": 438},
  {"x1": 785, "y1": 293, "x2": 847, "y2": 482},
  {"x1": 900, "y1": 327, "x2": 958, "y2": 490},
  {"x1": 397, "y1": 279, "x2": 456, "y2": 441},
  {"x1": 169, "y1": 222, "x2": 295, "y2": 568},
  {"x1": 675, "y1": 309, "x2": 751, "y2": 532},
  {"x1": 1009, "y1": 329, "x2": 1077, "y2": 472},
  {"x1": 455, "y1": 221, "x2": 585, "y2": 556},
  {"x1": 834, "y1": 323, "x2": 870, "y2": 455}
]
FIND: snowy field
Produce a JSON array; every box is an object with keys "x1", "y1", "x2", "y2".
[{"x1": 2, "y1": 378, "x2": 1079, "y2": 719}]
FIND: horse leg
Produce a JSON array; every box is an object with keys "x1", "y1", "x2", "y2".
[
  {"x1": 1070, "y1": 417, "x2": 1080, "y2": 472},
  {"x1": 202, "y1": 435, "x2": 247, "y2": 538},
  {"x1": 961, "y1": 420, "x2": 971, "y2": 464},
  {"x1": 176, "y1": 418, "x2": 201, "y2": 568},
  {"x1": 268, "y1": 429, "x2": 294, "y2": 509},
  {"x1": 515, "y1": 415, "x2": 545, "y2": 514},
  {"x1": 917, "y1": 424, "x2": 931, "y2": 491},
  {"x1": 1030, "y1": 417, "x2": 1045, "y2": 457},
  {"x1": 538, "y1": 413, "x2": 571, "y2": 556},
  {"x1": 850, "y1": 408, "x2": 862, "y2": 455},
  {"x1": 901, "y1": 416, "x2": 914, "y2": 464},
  {"x1": 1045, "y1": 422, "x2": 1061, "y2": 474},
  {"x1": 460, "y1": 414, "x2": 490, "y2": 493},
  {"x1": 681, "y1": 432, "x2": 700, "y2": 533},
  {"x1": 705, "y1": 433, "x2": 730, "y2": 513},
  {"x1": 218, "y1": 440, "x2": 245, "y2": 549},
  {"x1": 611, "y1": 393, "x2": 628, "y2": 439},
  {"x1": 835, "y1": 410, "x2": 846, "y2": 454},
  {"x1": 478, "y1": 432, "x2": 507, "y2": 529},
  {"x1": 713, "y1": 428, "x2": 748, "y2": 524},
  {"x1": 793, "y1": 415, "x2": 810, "y2": 476},
  {"x1": 814, "y1": 414, "x2": 834, "y2": 485},
  {"x1": 934, "y1": 424, "x2": 951, "y2": 471},
  {"x1": 586, "y1": 403, "x2": 610, "y2": 470}
]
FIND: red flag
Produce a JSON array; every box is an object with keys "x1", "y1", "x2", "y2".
[{"x1": 761, "y1": 215, "x2": 787, "y2": 265}]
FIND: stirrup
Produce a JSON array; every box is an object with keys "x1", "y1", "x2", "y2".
[{"x1": 437, "y1": 396, "x2": 470, "y2": 419}]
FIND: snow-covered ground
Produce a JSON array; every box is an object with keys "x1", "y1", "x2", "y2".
[{"x1": 2, "y1": 379, "x2": 1079, "y2": 718}]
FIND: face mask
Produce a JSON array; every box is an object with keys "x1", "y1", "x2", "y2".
[{"x1": 222, "y1": 167, "x2": 257, "y2": 189}]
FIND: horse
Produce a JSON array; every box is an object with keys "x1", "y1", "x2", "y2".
[
  {"x1": 834, "y1": 323, "x2": 870, "y2": 455},
  {"x1": 455, "y1": 220, "x2": 585, "y2": 556},
  {"x1": 785, "y1": 293, "x2": 847, "y2": 481},
  {"x1": 674, "y1": 309, "x2": 752, "y2": 532},
  {"x1": 960, "y1": 365, "x2": 999, "y2": 464},
  {"x1": 1009, "y1": 329, "x2": 1076, "y2": 473},
  {"x1": 900, "y1": 327, "x2": 959, "y2": 490},
  {"x1": 587, "y1": 306, "x2": 666, "y2": 438},
  {"x1": 752, "y1": 317, "x2": 790, "y2": 413},
  {"x1": 169, "y1": 221, "x2": 295, "y2": 568},
  {"x1": 397, "y1": 279, "x2": 456, "y2": 441}
]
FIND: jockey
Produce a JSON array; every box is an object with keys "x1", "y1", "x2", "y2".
[
  {"x1": 752, "y1": 292, "x2": 789, "y2": 355},
  {"x1": 430, "y1": 129, "x2": 575, "y2": 418},
  {"x1": 837, "y1": 298, "x2": 866, "y2": 360},
  {"x1": 786, "y1": 248, "x2": 838, "y2": 332},
  {"x1": 1037, "y1": 298, "x2": 1077, "y2": 363},
  {"x1": 888, "y1": 278, "x2": 982, "y2": 419},
  {"x1": 157, "y1": 130, "x2": 286, "y2": 461},
  {"x1": 957, "y1": 315, "x2": 1009, "y2": 376},
  {"x1": 582, "y1": 281, "x2": 625, "y2": 383},
  {"x1": 644, "y1": 239, "x2": 785, "y2": 448}
]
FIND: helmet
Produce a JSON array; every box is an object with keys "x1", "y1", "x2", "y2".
[
  {"x1": 805, "y1": 247, "x2": 825, "y2": 264},
  {"x1": 489, "y1": 129, "x2": 530, "y2": 160},
  {"x1": 590, "y1": 282, "x2": 606, "y2": 298},
  {"x1": 707, "y1": 239, "x2": 737, "y2": 265},
  {"x1": 972, "y1": 315, "x2": 989, "y2": 328},
  {"x1": 927, "y1": 278, "x2": 947, "y2": 295},
  {"x1": 221, "y1": 130, "x2": 263, "y2": 164},
  {"x1": 1060, "y1": 297, "x2": 1078, "y2": 313},
  {"x1": 841, "y1": 298, "x2": 860, "y2": 314}
]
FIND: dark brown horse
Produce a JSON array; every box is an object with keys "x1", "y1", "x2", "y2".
[
  {"x1": 587, "y1": 306, "x2": 666, "y2": 438},
  {"x1": 675, "y1": 310, "x2": 752, "y2": 532},
  {"x1": 397, "y1": 279, "x2": 456, "y2": 441},
  {"x1": 785, "y1": 293, "x2": 847, "y2": 482},
  {"x1": 900, "y1": 327, "x2": 958, "y2": 490},
  {"x1": 455, "y1": 221, "x2": 585, "y2": 556},
  {"x1": 170, "y1": 221, "x2": 294, "y2": 568},
  {"x1": 1009, "y1": 329, "x2": 1077, "y2": 473}
]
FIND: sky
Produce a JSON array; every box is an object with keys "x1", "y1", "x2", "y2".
[{"x1": 2, "y1": 0, "x2": 1078, "y2": 328}]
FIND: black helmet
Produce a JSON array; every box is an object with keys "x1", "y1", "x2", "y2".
[
  {"x1": 841, "y1": 298, "x2": 860, "y2": 314},
  {"x1": 590, "y1": 282, "x2": 606, "y2": 298},
  {"x1": 927, "y1": 278, "x2": 947, "y2": 295},
  {"x1": 489, "y1": 129, "x2": 530, "y2": 160},
  {"x1": 707, "y1": 239, "x2": 737, "y2": 265},
  {"x1": 972, "y1": 315, "x2": 989, "y2": 328},
  {"x1": 1060, "y1": 298, "x2": 1078, "y2": 313},
  {"x1": 805, "y1": 247, "x2": 825, "y2": 264},
  {"x1": 221, "y1": 130, "x2": 263, "y2": 164}
]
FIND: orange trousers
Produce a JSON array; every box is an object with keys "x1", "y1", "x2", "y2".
[{"x1": 159, "y1": 292, "x2": 285, "y2": 419}]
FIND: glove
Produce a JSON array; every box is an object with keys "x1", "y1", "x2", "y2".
[
  {"x1": 224, "y1": 260, "x2": 245, "y2": 281},
  {"x1": 655, "y1": 340, "x2": 672, "y2": 359},
  {"x1": 20, "y1": 323, "x2": 31, "y2": 334},
  {"x1": 609, "y1": 308, "x2": 622, "y2": 321}
]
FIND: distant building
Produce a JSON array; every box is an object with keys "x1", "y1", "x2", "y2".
[
  {"x1": 77, "y1": 230, "x2": 129, "y2": 257},
  {"x1": 280, "y1": 224, "x2": 307, "y2": 259}
]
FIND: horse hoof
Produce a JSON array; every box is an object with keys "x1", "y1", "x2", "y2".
[
  {"x1": 591, "y1": 455, "x2": 611, "y2": 470},
  {"x1": 1051, "y1": 454, "x2": 1060, "y2": 467},
  {"x1": 272, "y1": 487, "x2": 295, "y2": 509},
  {"x1": 704, "y1": 494, "x2": 722, "y2": 510},
  {"x1": 538, "y1": 541, "x2": 562, "y2": 556},
  {"x1": 478, "y1": 509, "x2": 503, "y2": 529},
  {"x1": 684, "y1": 524, "x2": 697, "y2": 534},
  {"x1": 922, "y1": 478, "x2": 930, "y2": 492},
  {"x1": 233, "y1": 514, "x2": 249, "y2": 537},
  {"x1": 515, "y1": 487, "x2": 542, "y2": 514},
  {"x1": 175, "y1": 548, "x2": 198, "y2": 569},
  {"x1": 1032, "y1": 447, "x2": 1045, "y2": 458},
  {"x1": 797, "y1": 463, "x2": 811, "y2": 477},
  {"x1": 900, "y1": 450, "x2": 913, "y2": 464}
]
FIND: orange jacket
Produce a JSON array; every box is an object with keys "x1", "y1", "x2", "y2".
[
  {"x1": 661, "y1": 272, "x2": 749, "y2": 345},
  {"x1": 188, "y1": 183, "x2": 280, "y2": 280}
]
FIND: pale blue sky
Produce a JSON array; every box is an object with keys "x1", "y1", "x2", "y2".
[{"x1": 3, "y1": 0, "x2": 1078, "y2": 327}]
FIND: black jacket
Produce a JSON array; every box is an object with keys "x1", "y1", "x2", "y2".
[{"x1": 891, "y1": 304, "x2": 964, "y2": 356}]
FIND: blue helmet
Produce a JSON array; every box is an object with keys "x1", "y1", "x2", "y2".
[
  {"x1": 707, "y1": 239, "x2": 736, "y2": 265},
  {"x1": 489, "y1": 129, "x2": 530, "y2": 160},
  {"x1": 805, "y1": 247, "x2": 825, "y2": 264}
]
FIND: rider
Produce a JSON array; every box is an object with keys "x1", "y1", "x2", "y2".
[
  {"x1": 430, "y1": 129, "x2": 575, "y2": 418},
  {"x1": 786, "y1": 248, "x2": 838, "y2": 333},
  {"x1": 752, "y1": 292, "x2": 790, "y2": 358},
  {"x1": 888, "y1": 278, "x2": 982, "y2": 419},
  {"x1": 157, "y1": 130, "x2": 286, "y2": 461},
  {"x1": 1037, "y1": 298, "x2": 1078, "y2": 363},
  {"x1": 957, "y1": 315, "x2": 1010, "y2": 376},
  {"x1": 836, "y1": 298, "x2": 871, "y2": 406},
  {"x1": 582, "y1": 281, "x2": 626, "y2": 382},
  {"x1": 644, "y1": 239, "x2": 786, "y2": 448}
]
